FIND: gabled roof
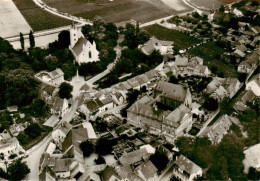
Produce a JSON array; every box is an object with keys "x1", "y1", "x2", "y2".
[
  {"x1": 136, "y1": 160, "x2": 157, "y2": 180},
  {"x1": 39, "y1": 166, "x2": 56, "y2": 181},
  {"x1": 248, "y1": 74, "x2": 260, "y2": 87},
  {"x1": 71, "y1": 37, "x2": 92, "y2": 56},
  {"x1": 59, "y1": 121, "x2": 73, "y2": 136},
  {"x1": 52, "y1": 97, "x2": 67, "y2": 112},
  {"x1": 175, "y1": 55, "x2": 188, "y2": 67},
  {"x1": 53, "y1": 158, "x2": 73, "y2": 172},
  {"x1": 141, "y1": 36, "x2": 173, "y2": 55},
  {"x1": 165, "y1": 104, "x2": 191, "y2": 127},
  {"x1": 49, "y1": 68, "x2": 64, "y2": 79},
  {"x1": 101, "y1": 166, "x2": 121, "y2": 181},
  {"x1": 155, "y1": 81, "x2": 187, "y2": 102},
  {"x1": 174, "y1": 155, "x2": 202, "y2": 175},
  {"x1": 241, "y1": 90, "x2": 257, "y2": 104},
  {"x1": 189, "y1": 56, "x2": 203, "y2": 64},
  {"x1": 119, "y1": 148, "x2": 150, "y2": 166},
  {"x1": 62, "y1": 127, "x2": 88, "y2": 153}
]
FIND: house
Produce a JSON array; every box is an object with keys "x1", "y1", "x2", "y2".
[
  {"x1": 54, "y1": 158, "x2": 85, "y2": 179},
  {"x1": 243, "y1": 143, "x2": 260, "y2": 173},
  {"x1": 84, "y1": 97, "x2": 115, "y2": 115},
  {"x1": 135, "y1": 160, "x2": 158, "y2": 181},
  {"x1": 0, "y1": 130, "x2": 12, "y2": 142},
  {"x1": 101, "y1": 166, "x2": 121, "y2": 181},
  {"x1": 9, "y1": 122, "x2": 29, "y2": 136},
  {"x1": 127, "y1": 96, "x2": 193, "y2": 143},
  {"x1": 0, "y1": 137, "x2": 24, "y2": 157},
  {"x1": 174, "y1": 55, "x2": 189, "y2": 68},
  {"x1": 43, "y1": 115, "x2": 59, "y2": 128},
  {"x1": 51, "y1": 97, "x2": 69, "y2": 117},
  {"x1": 69, "y1": 24, "x2": 99, "y2": 64},
  {"x1": 62, "y1": 127, "x2": 89, "y2": 163},
  {"x1": 203, "y1": 114, "x2": 235, "y2": 144},
  {"x1": 40, "y1": 83, "x2": 56, "y2": 103},
  {"x1": 173, "y1": 155, "x2": 202, "y2": 181},
  {"x1": 119, "y1": 147, "x2": 151, "y2": 166},
  {"x1": 246, "y1": 74, "x2": 260, "y2": 96},
  {"x1": 45, "y1": 142, "x2": 56, "y2": 155},
  {"x1": 35, "y1": 69, "x2": 64, "y2": 87},
  {"x1": 186, "y1": 57, "x2": 210, "y2": 77},
  {"x1": 82, "y1": 122, "x2": 97, "y2": 140},
  {"x1": 141, "y1": 36, "x2": 173, "y2": 55},
  {"x1": 238, "y1": 49, "x2": 260, "y2": 73},
  {"x1": 205, "y1": 77, "x2": 225, "y2": 94},
  {"x1": 162, "y1": 104, "x2": 193, "y2": 142},
  {"x1": 78, "y1": 171, "x2": 101, "y2": 181},
  {"x1": 7, "y1": 105, "x2": 18, "y2": 112},
  {"x1": 39, "y1": 166, "x2": 56, "y2": 181},
  {"x1": 233, "y1": 90, "x2": 257, "y2": 112},
  {"x1": 233, "y1": 49, "x2": 246, "y2": 58},
  {"x1": 154, "y1": 81, "x2": 192, "y2": 109},
  {"x1": 52, "y1": 121, "x2": 72, "y2": 145}
]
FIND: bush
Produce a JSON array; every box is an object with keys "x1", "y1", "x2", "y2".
[
  {"x1": 8, "y1": 154, "x2": 17, "y2": 160},
  {"x1": 203, "y1": 97, "x2": 218, "y2": 111},
  {"x1": 80, "y1": 140, "x2": 95, "y2": 157},
  {"x1": 95, "y1": 155, "x2": 106, "y2": 165}
]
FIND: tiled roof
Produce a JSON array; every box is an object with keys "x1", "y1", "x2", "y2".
[
  {"x1": 49, "y1": 68, "x2": 64, "y2": 79},
  {"x1": 141, "y1": 36, "x2": 173, "y2": 55},
  {"x1": 62, "y1": 127, "x2": 88, "y2": 153},
  {"x1": 119, "y1": 148, "x2": 150, "y2": 165},
  {"x1": 136, "y1": 160, "x2": 157, "y2": 180},
  {"x1": 174, "y1": 155, "x2": 202, "y2": 175},
  {"x1": 101, "y1": 166, "x2": 121, "y2": 181},
  {"x1": 71, "y1": 37, "x2": 88, "y2": 57},
  {"x1": 53, "y1": 158, "x2": 73, "y2": 172},
  {"x1": 155, "y1": 81, "x2": 187, "y2": 102},
  {"x1": 165, "y1": 104, "x2": 191, "y2": 127}
]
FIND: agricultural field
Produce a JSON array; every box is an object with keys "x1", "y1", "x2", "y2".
[
  {"x1": 12, "y1": 0, "x2": 72, "y2": 32},
  {"x1": 42, "y1": 0, "x2": 192, "y2": 23},
  {"x1": 0, "y1": 0, "x2": 31, "y2": 38},
  {"x1": 187, "y1": 41, "x2": 239, "y2": 78},
  {"x1": 186, "y1": 0, "x2": 236, "y2": 10},
  {"x1": 143, "y1": 24, "x2": 201, "y2": 50}
]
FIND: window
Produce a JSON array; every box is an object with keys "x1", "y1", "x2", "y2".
[{"x1": 89, "y1": 51, "x2": 92, "y2": 59}]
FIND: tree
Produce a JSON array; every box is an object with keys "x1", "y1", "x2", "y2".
[
  {"x1": 30, "y1": 98, "x2": 48, "y2": 117},
  {"x1": 61, "y1": 63, "x2": 77, "y2": 81},
  {"x1": 248, "y1": 167, "x2": 260, "y2": 180},
  {"x1": 203, "y1": 97, "x2": 218, "y2": 111},
  {"x1": 29, "y1": 30, "x2": 35, "y2": 48},
  {"x1": 20, "y1": 33, "x2": 24, "y2": 50},
  {"x1": 24, "y1": 123, "x2": 44, "y2": 139},
  {"x1": 58, "y1": 82, "x2": 73, "y2": 99},
  {"x1": 219, "y1": 5, "x2": 225, "y2": 12},
  {"x1": 58, "y1": 30, "x2": 70, "y2": 48},
  {"x1": 150, "y1": 150, "x2": 169, "y2": 172},
  {"x1": 80, "y1": 140, "x2": 95, "y2": 157},
  {"x1": 7, "y1": 158, "x2": 30, "y2": 181},
  {"x1": 95, "y1": 155, "x2": 106, "y2": 165},
  {"x1": 96, "y1": 138, "x2": 116, "y2": 155},
  {"x1": 169, "y1": 76, "x2": 179, "y2": 84},
  {"x1": 126, "y1": 89, "x2": 140, "y2": 104}
]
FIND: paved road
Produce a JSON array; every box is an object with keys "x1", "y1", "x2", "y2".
[
  {"x1": 32, "y1": 0, "x2": 91, "y2": 25},
  {"x1": 24, "y1": 98, "x2": 79, "y2": 180}
]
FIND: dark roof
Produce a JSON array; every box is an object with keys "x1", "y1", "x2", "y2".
[
  {"x1": 101, "y1": 166, "x2": 121, "y2": 181},
  {"x1": 39, "y1": 166, "x2": 56, "y2": 181},
  {"x1": 62, "y1": 127, "x2": 88, "y2": 153},
  {"x1": 72, "y1": 37, "x2": 92, "y2": 56}
]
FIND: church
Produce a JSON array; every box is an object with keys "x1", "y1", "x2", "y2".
[{"x1": 69, "y1": 24, "x2": 99, "y2": 64}]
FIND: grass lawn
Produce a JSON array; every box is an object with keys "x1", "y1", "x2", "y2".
[
  {"x1": 13, "y1": 0, "x2": 72, "y2": 32},
  {"x1": 143, "y1": 24, "x2": 201, "y2": 50},
  {"x1": 187, "y1": 41, "x2": 239, "y2": 78}
]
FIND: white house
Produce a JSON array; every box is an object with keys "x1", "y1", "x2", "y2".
[
  {"x1": 52, "y1": 122, "x2": 72, "y2": 145},
  {"x1": 173, "y1": 155, "x2": 203, "y2": 181},
  {"x1": 51, "y1": 98, "x2": 69, "y2": 118},
  {"x1": 35, "y1": 69, "x2": 64, "y2": 87},
  {"x1": 0, "y1": 137, "x2": 24, "y2": 157},
  {"x1": 69, "y1": 24, "x2": 99, "y2": 64},
  {"x1": 246, "y1": 74, "x2": 260, "y2": 96},
  {"x1": 243, "y1": 143, "x2": 260, "y2": 173},
  {"x1": 141, "y1": 36, "x2": 173, "y2": 55}
]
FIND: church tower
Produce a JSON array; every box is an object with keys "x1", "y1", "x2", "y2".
[{"x1": 70, "y1": 22, "x2": 78, "y2": 48}]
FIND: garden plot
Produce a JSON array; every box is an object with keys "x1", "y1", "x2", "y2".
[{"x1": 0, "y1": 0, "x2": 31, "y2": 38}]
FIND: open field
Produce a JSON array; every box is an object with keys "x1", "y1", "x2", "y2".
[
  {"x1": 12, "y1": 0, "x2": 72, "y2": 32},
  {"x1": 143, "y1": 24, "x2": 201, "y2": 50},
  {"x1": 42, "y1": 0, "x2": 192, "y2": 23},
  {"x1": 0, "y1": 0, "x2": 31, "y2": 38},
  {"x1": 186, "y1": 0, "x2": 237, "y2": 10},
  {"x1": 187, "y1": 41, "x2": 239, "y2": 78}
]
